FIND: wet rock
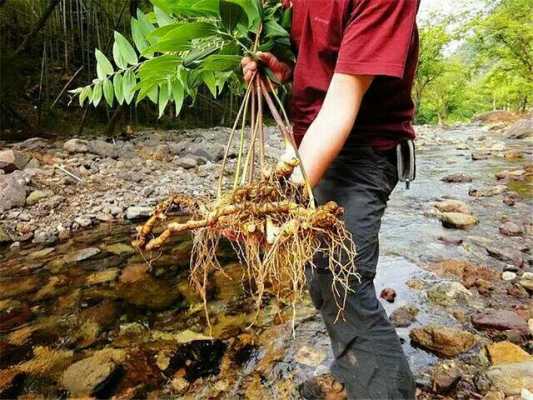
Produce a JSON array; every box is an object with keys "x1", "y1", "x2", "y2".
[
  {"x1": 519, "y1": 273, "x2": 533, "y2": 292},
  {"x1": 61, "y1": 348, "x2": 126, "y2": 397},
  {"x1": 64, "y1": 138, "x2": 89, "y2": 153},
  {"x1": 0, "y1": 150, "x2": 30, "y2": 172},
  {"x1": 390, "y1": 305, "x2": 419, "y2": 328},
  {"x1": 472, "y1": 151, "x2": 492, "y2": 161},
  {"x1": 439, "y1": 212, "x2": 478, "y2": 229},
  {"x1": 33, "y1": 227, "x2": 58, "y2": 245},
  {"x1": 0, "y1": 225, "x2": 12, "y2": 243},
  {"x1": 469, "y1": 185, "x2": 506, "y2": 198},
  {"x1": 176, "y1": 156, "x2": 198, "y2": 169},
  {"x1": 472, "y1": 310, "x2": 529, "y2": 334},
  {"x1": 87, "y1": 140, "x2": 118, "y2": 158},
  {"x1": 409, "y1": 325, "x2": 477, "y2": 358},
  {"x1": 496, "y1": 169, "x2": 527, "y2": 181},
  {"x1": 0, "y1": 171, "x2": 27, "y2": 212},
  {"x1": 24, "y1": 158, "x2": 40, "y2": 170},
  {"x1": 0, "y1": 276, "x2": 40, "y2": 300},
  {"x1": 499, "y1": 221, "x2": 523, "y2": 236},
  {"x1": 441, "y1": 173, "x2": 472, "y2": 183},
  {"x1": 483, "y1": 391, "x2": 505, "y2": 400},
  {"x1": 434, "y1": 199, "x2": 471, "y2": 214},
  {"x1": 0, "y1": 303, "x2": 32, "y2": 333},
  {"x1": 380, "y1": 288, "x2": 396, "y2": 303},
  {"x1": 437, "y1": 234, "x2": 463, "y2": 246},
  {"x1": 427, "y1": 281, "x2": 472, "y2": 306},
  {"x1": 33, "y1": 276, "x2": 67, "y2": 301},
  {"x1": 503, "y1": 149, "x2": 523, "y2": 160},
  {"x1": 430, "y1": 260, "x2": 498, "y2": 289},
  {"x1": 86, "y1": 269, "x2": 119, "y2": 285},
  {"x1": 295, "y1": 345, "x2": 327, "y2": 367},
  {"x1": 0, "y1": 368, "x2": 23, "y2": 398},
  {"x1": 484, "y1": 361, "x2": 533, "y2": 396},
  {"x1": 117, "y1": 264, "x2": 179, "y2": 310},
  {"x1": 103, "y1": 243, "x2": 135, "y2": 256},
  {"x1": 502, "y1": 271, "x2": 517, "y2": 281},
  {"x1": 505, "y1": 117, "x2": 532, "y2": 140},
  {"x1": 25, "y1": 190, "x2": 50, "y2": 206},
  {"x1": 74, "y1": 216, "x2": 92, "y2": 227},
  {"x1": 508, "y1": 284, "x2": 529, "y2": 299},
  {"x1": 126, "y1": 206, "x2": 153, "y2": 220},
  {"x1": 29, "y1": 247, "x2": 55, "y2": 259},
  {"x1": 486, "y1": 341, "x2": 533, "y2": 365},
  {"x1": 486, "y1": 246, "x2": 523, "y2": 268},
  {"x1": 18, "y1": 346, "x2": 74, "y2": 379},
  {"x1": 431, "y1": 361, "x2": 462, "y2": 394},
  {"x1": 64, "y1": 247, "x2": 100, "y2": 263}
]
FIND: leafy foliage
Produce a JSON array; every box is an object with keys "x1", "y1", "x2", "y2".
[{"x1": 72, "y1": 0, "x2": 292, "y2": 118}]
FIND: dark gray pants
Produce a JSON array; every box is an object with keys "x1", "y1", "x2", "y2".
[{"x1": 307, "y1": 146, "x2": 416, "y2": 399}]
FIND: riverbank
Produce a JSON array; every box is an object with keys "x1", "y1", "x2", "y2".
[{"x1": 0, "y1": 116, "x2": 532, "y2": 399}]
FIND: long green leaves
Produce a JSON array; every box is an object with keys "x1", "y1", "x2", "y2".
[{"x1": 73, "y1": 0, "x2": 292, "y2": 119}]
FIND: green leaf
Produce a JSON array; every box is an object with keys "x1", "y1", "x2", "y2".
[
  {"x1": 131, "y1": 18, "x2": 150, "y2": 55},
  {"x1": 202, "y1": 71, "x2": 218, "y2": 97},
  {"x1": 158, "y1": 82, "x2": 171, "y2": 118},
  {"x1": 123, "y1": 70, "x2": 137, "y2": 104},
  {"x1": 103, "y1": 79, "x2": 114, "y2": 107},
  {"x1": 148, "y1": 85, "x2": 159, "y2": 103},
  {"x1": 201, "y1": 55, "x2": 242, "y2": 71},
  {"x1": 91, "y1": 81, "x2": 103, "y2": 107},
  {"x1": 79, "y1": 86, "x2": 92, "y2": 107},
  {"x1": 114, "y1": 32, "x2": 138, "y2": 66},
  {"x1": 220, "y1": 0, "x2": 245, "y2": 32},
  {"x1": 150, "y1": 22, "x2": 217, "y2": 53},
  {"x1": 154, "y1": 6, "x2": 173, "y2": 26},
  {"x1": 95, "y1": 49, "x2": 114, "y2": 80},
  {"x1": 264, "y1": 19, "x2": 288, "y2": 38},
  {"x1": 171, "y1": 77, "x2": 185, "y2": 115},
  {"x1": 113, "y1": 41, "x2": 128, "y2": 69},
  {"x1": 225, "y1": 0, "x2": 261, "y2": 30},
  {"x1": 113, "y1": 73, "x2": 124, "y2": 105}
]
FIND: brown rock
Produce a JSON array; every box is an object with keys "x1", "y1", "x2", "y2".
[
  {"x1": 409, "y1": 325, "x2": 477, "y2": 358},
  {"x1": 439, "y1": 212, "x2": 478, "y2": 229},
  {"x1": 434, "y1": 199, "x2": 471, "y2": 214},
  {"x1": 486, "y1": 341, "x2": 533, "y2": 365},
  {"x1": 0, "y1": 150, "x2": 30, "y2": 172},
  {"x1": 499, "y1": 222, "x2": 523, "y2": 236},
  {"x1": 431, "y1": 362, "x2": 462, "y2": 394},
  {"x1": 441, "y1": 174, "x2": 473, "y2": 183},
  {"x1": 380, "y1": 288, "x2": 396, "y2": 303},
  {"x1": 390, "y1": 305, "x2": 419, "y2": 328},
  {"x1": 472, "y1": 310, "x2": 529, "y2": 334}
]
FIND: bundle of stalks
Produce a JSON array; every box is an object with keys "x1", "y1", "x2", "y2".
[{"x1": 133, "y1": 70, "x2": 358, "y2": 330}]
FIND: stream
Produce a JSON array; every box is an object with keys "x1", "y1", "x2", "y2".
[{"x1": 0, "y1": 123, "x2": 531, "y2": 399}]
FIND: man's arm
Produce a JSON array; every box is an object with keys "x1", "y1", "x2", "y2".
[{"x1": 297, "y1": 73, "x2": 374, "y2": 187}]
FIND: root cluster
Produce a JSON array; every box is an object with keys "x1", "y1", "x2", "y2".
[{"x1": 133, "y1": 73, "x2": 358, "y2": 329}]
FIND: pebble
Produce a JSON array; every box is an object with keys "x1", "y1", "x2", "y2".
[{"x1": 501, "y1": 271, "x2": 517, "y2": 281}]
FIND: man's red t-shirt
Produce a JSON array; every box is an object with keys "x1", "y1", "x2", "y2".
[{"x1": 289, "y1": 0, "x2": 419, "y2": 149}]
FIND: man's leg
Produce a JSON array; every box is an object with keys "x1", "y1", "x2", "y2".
[{"x1": 304, "y1": 146, "x2": 415, "y2": 400}]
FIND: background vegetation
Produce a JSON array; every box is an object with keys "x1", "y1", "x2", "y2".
[{"x1": 0, "y1": 0, "x2": 531, "y2": 138}]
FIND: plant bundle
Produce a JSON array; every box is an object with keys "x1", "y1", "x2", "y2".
[{"x1": 73, "y1": 0, "x2": 358, "y2": 328}]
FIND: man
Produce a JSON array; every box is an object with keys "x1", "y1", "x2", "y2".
[{"x1": 243, "y1": 0, "x2": 419, "y2": 398}]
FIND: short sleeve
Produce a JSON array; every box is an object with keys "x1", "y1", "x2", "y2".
[{"x1": 335, "y1": 0, "x2": 418, "y2": 78}]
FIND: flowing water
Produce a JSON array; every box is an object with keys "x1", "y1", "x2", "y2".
[{"x1": 0, "y1": 124, "x2": 531, "y2": 398}]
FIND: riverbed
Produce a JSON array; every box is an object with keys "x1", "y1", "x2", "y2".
[{"x1": 0, "y1": 120, "x2": 532, "y2": 399}]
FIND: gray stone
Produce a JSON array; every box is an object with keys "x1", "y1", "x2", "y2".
[
  {"x1": 176, "y1": 157, "x2": 198, "y2": 169},
  {"x1": 486, "y1": 246, "x2": 524, "y2": 268},
  {"x1": 87, "y1": 140, "x2": 118, "y2": 158},
  {"x1": 0, "y1": 225, "x2": 12, "y2": 242},
  {"x1": 64, "y1": 138, "x2": 89, "y2": 153},
  {"x1": 184, "y1": 142, "x2": 224, "y2": 162},
  {"x1": 502, "y1": 271, "x2": 517, "y2": 281},
  {"x1": 499, "y1": 222, "x2": 523, "y2": 237},
  {"x1": 126, "y1": 206, "x2": 153, "y2": 220},
  {"x1": 25, "y1": 158, "x2": 40, "y2": 170},
  {"x1": 0, "y1": 150, "x2": 30, "y2": 172},
  {"x1": 0, "y1": 171, "x2": 28, "y2": 212},
  {"x1": 505, "y1": 117, "x2": 532, "y2": 140},
  {"x1": 74, "y1": 216, "x2": 92, "y2": 227},
  {"x1": 441, "y1": 173, "x2": 473, "y2": 183},
  {"x1": 64, "y1": 247, "x2": 100, "y2": 263},
  {"x1": 33, "y1": 228, "x2": 58, "y2": 245}
]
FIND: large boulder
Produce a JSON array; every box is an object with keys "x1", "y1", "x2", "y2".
[
  {"x1": 63, "y1": 138, "x2": 89, "y2": 153},
  {"x1": 0, "y1": 171, "x2": 28, "y2": 212},
  {"x1": 409, "y1": 325, "x2": 477, "y2": 358},
  {"x1": 87, "y1": 140, "x2": 118, "y2": 158},
  {"x1": 486, "y1": 341, "x2": 533, "y2": 365},
  {"x1": 484, "y1": 361, "x2": 533, "y2": 396},
  {"x1": 61, "y1": 348, "x2": 126, "y2": 397},
  {"x1": 506, "y1": 117, "x2": 533, "y2": 140},
  {"x1": 184, "y1": 142, "x2": 225, "y2": 162},
  {"x1": 472, "y1": 310, "x2": 529, "y2": 334},
  {"x1": 439, "y1": 212, "x2": 478, "y2": 229},
  {"x1": 473, "y1": 110, "x2": 518, "y2": 124},
  {"x1": 0, "y1": 150, "x2": 30, "y2": 173}
]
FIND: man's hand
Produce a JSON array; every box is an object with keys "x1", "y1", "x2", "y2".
[{"x1": 241, "y1": 52, "x2": 292, "y2": 86}]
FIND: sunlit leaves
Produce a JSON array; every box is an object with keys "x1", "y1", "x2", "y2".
[
  {"x1": 113, "y1": 32, "x2": 138, "y2": 67},
  {"x1": 113, "y1": 74, "x2": 124, "y2": 105},
  {"x1": 95, "y1": 49, "x2": 114, "y2": 80},
  {"x1": 123, "y1": 70, "x2": 137, "y2": 105}
]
